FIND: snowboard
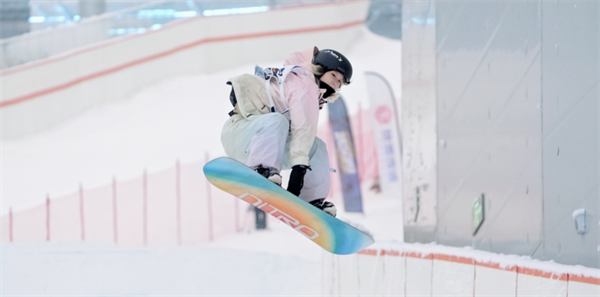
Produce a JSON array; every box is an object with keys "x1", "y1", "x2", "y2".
[{"x1": 203, "y1": 157, "x2": 374, "y2": 255}]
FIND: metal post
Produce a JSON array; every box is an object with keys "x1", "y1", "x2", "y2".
[
  {"x1": 205, "y1": 152, "x2": 214, "y2": 241},
  {"x1": 9, "y1": 207, "x2": 13, "y2": 242},
  {"x1": 46, "y1": 195, "x2": 50, "y2": 241},
  {"x1": 79, "y1": 183, "x2": 85, "y2": 241},
  {"x1": 143, "y1": 169, "x2": 148, "y2": 246},
  {"x1": 112, "y1": 176, "x2": 118, "y2": 244},
  {"x1": 176, "y1": 159, "x2": 182, "y2": 245}
]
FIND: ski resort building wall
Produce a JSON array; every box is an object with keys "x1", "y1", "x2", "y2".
[{"x1": 401, "y1": 0, "x2": 598, "y2": 268}]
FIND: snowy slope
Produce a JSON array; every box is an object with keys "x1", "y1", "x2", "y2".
[{"x1": 2, "y1": 217, "x2": 324, "y2": 295}]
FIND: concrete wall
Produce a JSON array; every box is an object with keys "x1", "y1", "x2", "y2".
[
  {"x1": 0, "y1": 1, "x2": 369, "y2": 139},
  {"x1": 402, "y1": 0, "x2": 598, "y2": 267}
]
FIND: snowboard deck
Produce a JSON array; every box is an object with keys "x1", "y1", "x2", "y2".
[{"x1": 203, "y1": 157, "x2": 374, "y2": 255}]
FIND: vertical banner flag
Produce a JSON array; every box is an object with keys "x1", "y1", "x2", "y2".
[
  {"x1": 328, "y1": 96, "x2": 364, "y2": 213},
  {"x1": 365, "y1": 71, "x2": 403, "y2": 199}
]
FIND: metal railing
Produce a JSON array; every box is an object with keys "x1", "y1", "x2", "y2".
[{"x1": 0, "y1": 0, "x2": 331, "y2": 70}]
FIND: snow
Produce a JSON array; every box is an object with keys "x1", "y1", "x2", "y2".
[{"x1": 2, "y1": 219, "x2": 324, "y2": 295}]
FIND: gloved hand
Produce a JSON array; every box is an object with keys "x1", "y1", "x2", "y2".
[{"x1": 287, "y1": 165, "x2": 311, "y2": 196}]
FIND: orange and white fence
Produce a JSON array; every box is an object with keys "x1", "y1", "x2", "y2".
[
  {"x1": 323, "y1": 246, "x2": 600, "y2": 296},
  {"x1": 0, "y1": 156, "x2": 245, "y2": 246}
]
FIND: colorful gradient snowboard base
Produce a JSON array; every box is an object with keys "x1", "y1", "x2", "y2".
[{"x1": 203, "y1": 157, "x2": 374, "y2": 255}]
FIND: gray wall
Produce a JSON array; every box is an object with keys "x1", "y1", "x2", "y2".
[
  {"x1": 541, "y1": 0, "x2": 598, "y2": 267},
  {"x1": 402, "y1": 0, "x2": 438, "y2": 244},
  {"x1": 402, "y1": 0, "x2": 598, "y2": 268}
]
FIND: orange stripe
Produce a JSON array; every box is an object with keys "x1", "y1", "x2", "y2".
[
  {"x1": 351, "y1": 248, "x2": 598, "y2": 285},
  {"x1": 475, "y1": 260, "x2": 517, "y2": 272},
  {"x1": 381, "y1": 250, "x2": 401, "y2": 257},
  {"x1": 433, "y1": 253, "x2": 474, "y2": 265},
  {"x1": 357, "y1": 249, "x2": 402, "y2": 257},
  {"x1": 1, "y1": 19, "x2": 364, "y2": 108},
  {"x1": 518, "y1": 267, "x2": 568, "y2": 281},
  {"x1": 568, "y1": 274, "x2": 600, "y2": 285},
  {"x1": 358, "y1": 249, "x2": 378, "y2": 256},
  {"x1": 405, "y1": 251, "x2": 434, "y2": 260}
]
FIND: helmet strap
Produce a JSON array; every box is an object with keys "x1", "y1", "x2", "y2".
[{"x1": 319, "y1": 80, "x2": 336, "y2": 99}]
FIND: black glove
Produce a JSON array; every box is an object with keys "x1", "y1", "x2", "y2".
[{"x1": 287, "y1": 165, "x2": 311, "y2": 196}]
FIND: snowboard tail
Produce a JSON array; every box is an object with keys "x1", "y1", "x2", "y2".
[{"x1": 203, "y1": 157, "x2": 374, "y2": 255}]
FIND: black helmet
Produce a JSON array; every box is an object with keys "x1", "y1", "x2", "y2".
[{"x1": 313, "y1": 48, "x2": 353, "y2": 84}]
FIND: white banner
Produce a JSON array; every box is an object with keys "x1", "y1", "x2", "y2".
[{"x1": 365, "y1": 71, "x2": 403, "y2": 199}]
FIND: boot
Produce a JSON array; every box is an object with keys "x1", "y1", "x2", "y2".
[
  {"x1": 252, "y1": 164, "x2": 282, "y2": 186},
  {"x1": 309, "y1": 198, "x2": 337, "y2": 217}
]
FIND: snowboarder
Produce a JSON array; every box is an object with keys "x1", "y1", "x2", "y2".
[{"x1": 220, "y1": 47, "x2": 353, "y2": 217}]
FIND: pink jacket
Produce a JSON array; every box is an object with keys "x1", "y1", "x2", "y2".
[
  {"x1": 279, "y1": 48, "x2": 322, "y2": 166},
  {"x1": 228, "y1": 48, "x2": 322, "y2": 166}
]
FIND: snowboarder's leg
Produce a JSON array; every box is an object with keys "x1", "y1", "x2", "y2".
[
  {"x1": 221, "y1": 113, "x2": 289, "y2": 172},
  {"x1": 294, "y1": 137, "x2": 331, "y2": 203}
]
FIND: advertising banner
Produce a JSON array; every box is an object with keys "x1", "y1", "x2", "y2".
[
  {"x1": 365, "y1": 71, "x2": 403, "y2": 199},
  {"x1": 328, "y1": 96, "x2": 364, "y2": 213}
]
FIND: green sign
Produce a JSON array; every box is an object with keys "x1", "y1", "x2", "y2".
[{"x1": 472, "y1": 194, "x2": 485, "y2": 235}]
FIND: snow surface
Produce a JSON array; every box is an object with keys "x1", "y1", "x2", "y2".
[{"x1": 2, "y1": 218, "x2": 326, "y2": 295}]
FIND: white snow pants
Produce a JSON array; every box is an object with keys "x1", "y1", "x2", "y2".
[{"x1": 221, "y1": 113, "x2": 330, "y2": 203}]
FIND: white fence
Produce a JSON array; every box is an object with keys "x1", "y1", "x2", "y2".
[{"x1": 323, "y1": 246, "x2": 600, "y2": 296}]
